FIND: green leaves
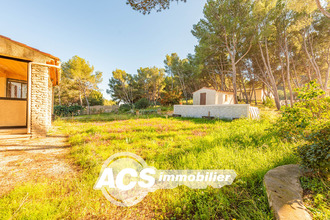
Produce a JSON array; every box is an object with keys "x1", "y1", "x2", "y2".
[
  {"x1": 56, "y1": 56, "x2": 103, "y2": 106},
  {"x1": 295, "y1": 80, "x2": 325, "y2": 101},
  {"x1": 296, "y1": 122, "x2": 330, "y2": 173},
  {"x1": 127, "y1": 0, "x2": 186, "y2": 14}
]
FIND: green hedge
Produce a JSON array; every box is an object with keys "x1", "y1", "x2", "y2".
[{"x1": 54, "y1": 105, "x2": 84, "y2": 117}]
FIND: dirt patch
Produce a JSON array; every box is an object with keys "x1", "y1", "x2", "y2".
[{"x1": 0, "y1": 135, "x2": 77, "y2": 197}]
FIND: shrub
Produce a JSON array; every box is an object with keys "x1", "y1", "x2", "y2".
[
  {"x1": 87, "y1": 90, "x2": 104, "y2": 106},
  {"x1": 263, "y1": 97, "x2": 275, "y2": 108},
  {"x1": 134, "y1": 98, "x2": 150, "y2": 109},
  {"x1": 275, "y1": 80, "x2": 329, "y2": 140},
  {"x1": 296, "y1": 123, "x2": 330, "y2": 173},
  {"x1": 161, "y1": 90, "x2": 182, "y2": 106},
  {"x1": 119, "y1": 103, "x2": 132, "y2": 112},
  {"x1": 139, "y1": 109, "x2": 158, "y2": 115},
  {"x1": 54, "y1": 105, "x2": 84, "y2": 117},
  {"x1": 274, "y1": 80, "x2": 330, "y2": 174}
]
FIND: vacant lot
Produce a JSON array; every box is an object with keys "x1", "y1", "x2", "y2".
[{"x1": 0, "y1": 113, "x2": 300, "y2": 219}]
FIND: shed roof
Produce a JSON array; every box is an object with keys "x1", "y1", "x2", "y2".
[{"x1": 193, "y1": 87, "x2": 234, "y2": 95}]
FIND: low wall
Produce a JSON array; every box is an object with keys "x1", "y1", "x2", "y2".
[
  {"x1": 173, "y1": 104, "x2": 251, "y2": 119},
  {"x1": 80, "y1": 105, "x2": 119, "y2": 115}
]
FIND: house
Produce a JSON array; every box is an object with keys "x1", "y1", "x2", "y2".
[
  {"x1": 193, "y1": 87, "x2": 234, "y2": 105},
  {"x1": 0, "y1": 35, "x2": 60, "y2": 136},
  {"x1": 237, "y1": 88, "x2": 273, "y2": 102},
  {"x1": 173, "y1": 87, "x2": 259, "y2": 119}
]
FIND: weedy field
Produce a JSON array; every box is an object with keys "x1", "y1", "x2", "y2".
[{"x1": 0, "y1": 112, "x2": 300, "y2": 219}]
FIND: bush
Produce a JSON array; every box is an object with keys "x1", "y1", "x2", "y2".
[
  {"x1": 54, "y1": 105, "x2": 84, "y2": 117},
  {"x1": 263, "y1": 97, "x2": 275, "y2": 108},
  {"x1": 160, "y1": 90, "x2": 182, "y2": 106},
  {"x1": 134, "y1": 98, "x2": 150, "y2": 109},
  {"x1": 87, "y1": 90, "x2": 104, "y2": 106},
  {"x1": 139, "y1": 109, "x2": 158, "y2": 115},
  {"x1": 296, "y1": 123, "x2": 330, "y2": 173},
  {"x1": 274, "y1": 80, "x2": 330, "y2": 174},
  {"x1": 119, "y1": 103, "x2": 133, "y2": 112},
  {"x1": 275, "y1": 80, "x2": 329, "y2": 140}
]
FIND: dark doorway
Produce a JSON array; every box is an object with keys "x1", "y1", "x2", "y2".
[{"x1": 200, "y1": 93, "x2": 206, "y2": 105}]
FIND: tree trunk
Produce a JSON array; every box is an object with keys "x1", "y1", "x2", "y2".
[
  {"x1": 291, "y1": 57, "x2": 300, "y2": 88},
  {"x1": 241, "y1": 74, "x2": 249, "y2": 104},
  {"x1": 231, "y1": 58, "x2": 238, "y2": 104},
  {"x1": 258, "y1": 41, "x2": 281, "y2": 110},
  {"x1": 325, "y1": 48, "x2": 330, "y2": 91},
  {"x1": 303, "y1": 32, "x2": 323, "y2": 87},
  {"x1": 253, "y1": 85, "x2": 257, "y2": 105},
  {"x1": 315, "y1": 0, "x2": 330, "y2": 18},
  {"x1": 79, "y1": 92, "x2": 83, "y2": 106},
  {"x1": 284, "y1": 33, "x2": 294, "y2": 107},
  {"x1": 58, "y1": 86, "x2": 61, "y2": 105},
  {"x1": 281, "y1": 71, "x2": 288, "y2": 106},
  {"x1": 83, "y1": 88, "x2": 90, "y2": 115},
  {"x1": 279, "y1": 49, "x2": 288, "y2": 106}
]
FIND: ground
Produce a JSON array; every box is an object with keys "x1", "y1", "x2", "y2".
[
  {"x1": 0, "y1": 113, "x2": 304, "y2": 219},
  {"x1": 0, "y1": 134, "x2": 76, "y2": 197}
]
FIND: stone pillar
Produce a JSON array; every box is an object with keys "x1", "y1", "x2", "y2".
[{"x1": 30, "y1": 65, "x2": 51, "y2": 136}]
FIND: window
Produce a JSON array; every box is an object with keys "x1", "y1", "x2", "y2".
[
  {"x1": 6, "y1": 79, "x2": 27, "y2": 99},
  {"x1": 224, "y1": 94, "x2": 228, "y2": 102}
]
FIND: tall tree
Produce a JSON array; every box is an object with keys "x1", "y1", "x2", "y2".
[
  {"x1": 193, "y1": 0, "x2": 255, "y2": 103},
  {"x1": 62, "y1": 56, "x2": 102, "y2": 113},
  {"x1": 107, "y1": 69, "x2": 135, "y2": 104},
  {"x1": 137, "y1": 67, "x2": 165, "y2": 104},
  {"x1": 164, "y1": 53, "x2": 195, "y2": 103}
]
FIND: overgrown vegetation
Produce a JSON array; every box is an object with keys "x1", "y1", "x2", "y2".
[
  {"x1": 0, "y1": 112, "x2": 300, "y2": 219},
  {"x1": 54, "y1": 105, "x2": 84, "y2": 117},
  {"x1": 300, "y1": 176, "x2": 329, "y2": 219},
  {"x1": 274, "y1": 81, "x2": 330, "y2": 174}
]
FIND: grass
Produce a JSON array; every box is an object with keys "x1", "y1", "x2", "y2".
[
  {"x1": 300, "y1": 175, "x2": 329, "y2": 220},
  {"x1": 0, "y1": 112, "x2": 300, "y2": 219}
]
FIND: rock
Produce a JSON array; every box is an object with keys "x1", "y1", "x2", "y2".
[{"x1": 264, "y1": 164, "x2": 312, "y2": 220}]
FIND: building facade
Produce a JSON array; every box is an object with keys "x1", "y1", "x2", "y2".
[
  {"x1": 193, "y1": 87, "x2": 234, "y2": 105},
  {"x1": 0, "y1": 35, "x2": 60, "y2": 136}
]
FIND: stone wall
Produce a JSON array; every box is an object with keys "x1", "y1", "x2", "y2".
[
  {"x1": 80, "y1": 105, "x2": 119, "y2": 115},
  {"x1": 173, "y1": 104, "x2": 251, "y2": 119},
  {"x1": 30, "y1": 65, "x2": 52, "y2": 136}
]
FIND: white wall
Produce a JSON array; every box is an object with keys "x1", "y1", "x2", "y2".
[
  {"x1": 221, "y1": 93, "x2": 234, "y2": 104},
  {"x1": 193, "y1": 88, "x2": 234, "y2": 105},
  {"x1": 174, "y1": 104, "x2": 250, "y2": 119},
  {"x1": 193, "y1": 88, "x2": 217, "y2": 105}
]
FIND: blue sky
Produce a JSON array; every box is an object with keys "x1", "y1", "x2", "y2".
[{"x1": 0, "y1": 0, "x2": 207, "y2": 99}]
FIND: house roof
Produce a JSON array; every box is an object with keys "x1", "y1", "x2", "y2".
[
  {"x1": 0, "y1": 35, "x2": 60, "y2": 61},
  {"x1": 193, "y1": 87, "x2": 234, "y2": 95},
  {"x1": 0, "y1": 35, "x2": 61, "y2": 86}
]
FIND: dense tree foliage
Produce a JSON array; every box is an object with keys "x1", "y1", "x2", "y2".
[
  {"x1": 123, "y1": 0, "x2": 329, "y2": 110},
  {"x1": 107, "y1": 67, "x2": 165, "y2": 105},
  {"x1": 54, "y1": 56, "x2": 104, "y2": 110}
]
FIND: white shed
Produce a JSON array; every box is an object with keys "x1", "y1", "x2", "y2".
[{"x1": 193, "y1": 87, "x2": 234, "y2": 105}]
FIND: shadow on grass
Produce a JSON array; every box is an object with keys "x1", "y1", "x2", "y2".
[
  {"x1": 0, "y1": 145, "x2": 71, "y2": 152},
  {"x1": 59, "y1": 113, "x2": 234, "y2": 125},
  {"x1": 169, "y1": 116, "x2": 233, "y2": 124}
]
